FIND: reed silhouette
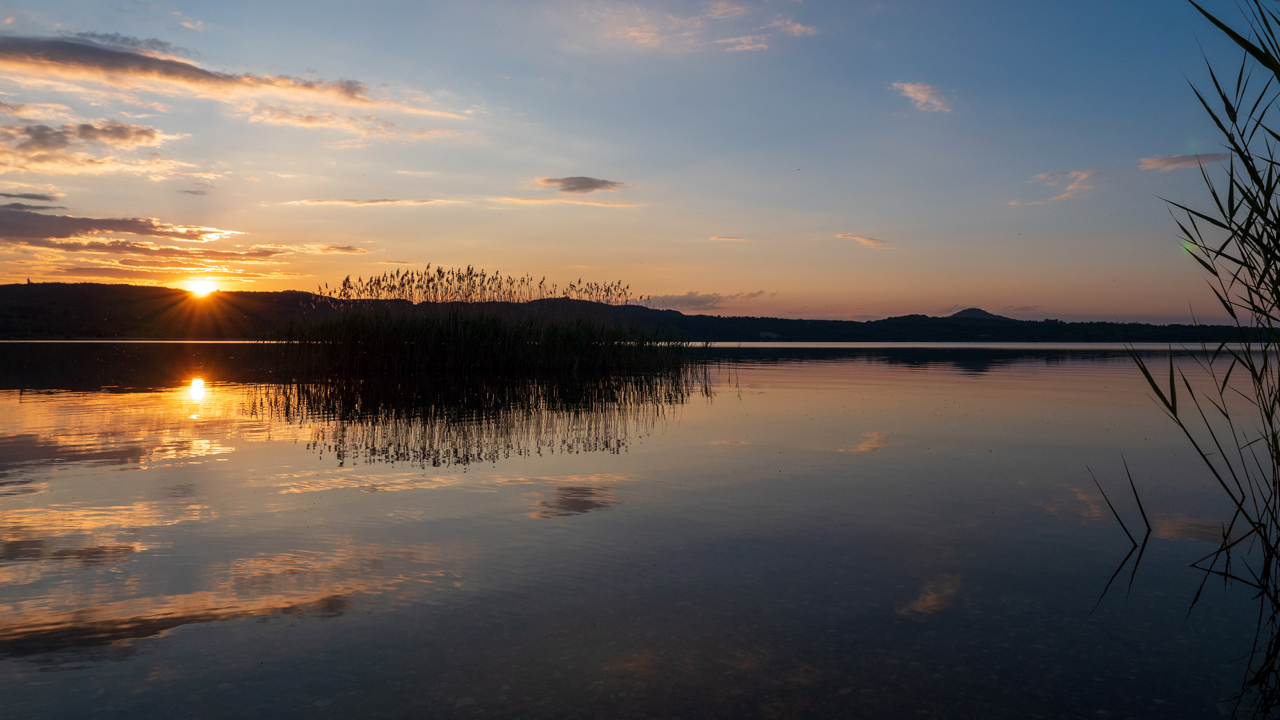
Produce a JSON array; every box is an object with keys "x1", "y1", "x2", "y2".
[
  {"x1": 277, "y1": 265, "x2": 687, "y2": 372},
  {"x1": 246, "y1": 368, "x2": 710, "y2": 469},
  {"x1": 1117, "y1": 2, "x2": 1280, "y2": 715}
]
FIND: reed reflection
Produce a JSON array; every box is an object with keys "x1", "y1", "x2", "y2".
[{"x1": 247, "y1": 370, "x2": 707, "y2": 470}]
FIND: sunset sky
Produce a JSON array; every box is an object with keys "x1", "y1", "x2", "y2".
[{"x1": 0, "y1": 0, "x2": 1250, "y2": 321}]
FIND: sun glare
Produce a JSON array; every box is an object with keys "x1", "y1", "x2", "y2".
[
  {"x1": 189, "y1": 281, "x2": 217, "y2": 296},
  {"x1": 189, "y1": 378, "x2": 205, "y2": 402}
]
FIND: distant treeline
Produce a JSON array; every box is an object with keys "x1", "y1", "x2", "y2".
[{"x1": 0, "y1": 282, "x2": 1244, "y2": 343}]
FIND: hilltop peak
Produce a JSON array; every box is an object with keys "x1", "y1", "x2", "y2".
[{"x1": 947, "y1": 308, "x2": 1014, "y2": 321}]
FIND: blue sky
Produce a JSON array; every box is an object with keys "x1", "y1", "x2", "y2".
[{"x1": 0, "y1": 0, "x2": 1253, "y2": 321}]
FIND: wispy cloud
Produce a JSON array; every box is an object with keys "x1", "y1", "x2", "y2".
[
  {"x1": 69, "y1": 32, "x2": 196, "y2": 59},
  {"x1": 716, "y1": 35, "x2": 768, "y2": 51},
  {"x1": 537, "y1": 176, "x2": 628, "y2": 194},
  {"x1": 891, "y1": 82, "x2": 950, "y2": 112},
  {"x1": 766, "y1": 17, "x2": 816, "y2": 36},
  {"x1": 1139, "y1": 154, "x2": 1230, "y2": 172},
  {"x1": 709, "y1": 235, "x2": 749, "y2": 242},
  {"x1": 2, "y1": 201, "x2": 65, "y2": 210},
  {"x1": 1009, "y1": 170, "x2": 1095, "y2": 205},
  {"x1": 264, "y1": 243, "x2": 367, "y2": 254},
  {"x1": 585, "y1": 4, "x2": 814, "y2": 54},
  {"x1": 0, "y1": 207, "x2": 240, "y2": 242},
  {"x1": 707, "y1": 1, "x2": 750, "y2": 19},
  {"x1": 0, "y1": 36, "x2": 465, "y2": 118},
  {"x1": 836, "y1": 233, "x2": 887, "y2": 248},
  {"x1": 489, "y1": 197, "x2": 636, "y2": 207},
  {"x1": 283, "y1": 198, "x2": 456, "y2": 206},
  {"x1": 648, "y1": 289, "x2": 766, "y2": 311},
  {"x1": 243, "y1": 104, "x2": 396, "y2": 136},
  {"x1": 0, "y1": 190, "x2": 61, "y2": 202}
]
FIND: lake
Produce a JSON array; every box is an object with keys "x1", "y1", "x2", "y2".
[{"x1": 0, "y1": 343, "x2": 1257, "y2": 718}]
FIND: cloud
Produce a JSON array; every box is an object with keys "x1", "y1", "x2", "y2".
[
  {"x1": 709, "y1": 235, "x2": 749, "y2": 242},
  {"x1": 2, "y1": 202, "x2": 64, "y2": 210},
  {"x1": 1139, "y1": 154, "x2": 1230, "y2": 172},
  {"x1": 489, "y1": 197, "x2": 636, "y2": 207},
  {"x1": 0, "y1": 100, "x2": 78, "y2": 122},
  {"x1": 69, "y1": 32, "x2": 196, "y2": 59},
  {"x1": 0, "y1": 36, "x2": 464, "y2": 118},
  {"x1": 536, "y1": 176, "x2": 628, "y2": 194},
  {"x1": 716, "y1": 35, "x2": 768, "y2": 51},
  {"x1": 599, "y1": 10, "x2": 705, "y2": 50},
  {"x1": 766, "y1": 17, "x2": 816, "y2": 36},
  {"x1": 1009, "y1": 170, "x2": 1095, "y2": 205},
  {"x1": 283, "y1": 198, "x2": 456, "y2": 206},
  {"x1": 836, "y1": 234, "x2": 887, "y2": 248},
  {"x1": 0, "y1": 190, "x2": 60, "y2": 202},
  {"x1": 0, "y1": 207, "x2": 240, "y2": 243},
  {"x1": 244, "y1": 104, "x2": 397, "y2": 136},
  {"x1": 648, "y1": 289, "x2": 765, "y2": 311},
  {"x1": 0, "y1": 207, "x2": 362, "y2": 283},
  {"x1": 707, "y1": 1, "x2": 751, "y2": 19},
  {"x1": 266, "y1": 243, "x2": 367, "y2": 254},
  {"x1": 0, "y1": 118, "x2": 187, "y2": 175},
  {"x1": 891, "y1": 82, "x2": 949, "y2": 112}
]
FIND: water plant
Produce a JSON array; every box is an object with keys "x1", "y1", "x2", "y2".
[
  {"x1": 282, "y1": 265, "x2": 686, "y2": 373},
  {"x1": 1124, "y1": 2, "x2": 1280, "y2": 714}
]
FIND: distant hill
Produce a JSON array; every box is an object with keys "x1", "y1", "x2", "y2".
[
  {"x1": 0, "y1": 282, "x2": 1243, "y2": 343},
  {"x1": 949, "y1": 308, "x2": 1014, "y2": 321}
]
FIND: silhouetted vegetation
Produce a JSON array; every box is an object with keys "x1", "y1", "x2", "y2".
[
  {"x1": 0, "y1": 281, "x2": 1248, "y2": 342},
  {"x1": 1118, "y1": 2, "x2": 1280, "y2": 715},
  {"x1": 250, "y1": 367, "x2": 708, "y2": 469}
]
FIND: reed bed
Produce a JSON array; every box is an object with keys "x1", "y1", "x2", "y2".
[
  {"x1": 278, "y1": 265, "x2": 685, "y2": 373},
  {"x1": 319, "y1": 265, "x2": 643, "y2": 306}
]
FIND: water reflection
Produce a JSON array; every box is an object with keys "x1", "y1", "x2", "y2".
[
  {"x1": 531, "y1": 485, "x2": 617, "y2": 518},
  {"x1": 0, "y1": 344, "x2": 1259, "y2": 717},
  {"x1": 250, "y1": 371, "x2": 704, "y2": 469},
  {"x1": 0, "y1": 365, "x2": 706, "y2": 661}
]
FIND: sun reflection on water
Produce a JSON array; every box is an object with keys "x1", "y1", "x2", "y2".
[{"x1": 188, "y1": 378, "x2": 205, "y2": 402}]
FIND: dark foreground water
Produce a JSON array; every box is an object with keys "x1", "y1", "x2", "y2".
[{"x1": 0, "y1": 344, "x2": 1258, "y2": 718}]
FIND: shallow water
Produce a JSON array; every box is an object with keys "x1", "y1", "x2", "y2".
[{"x1": 0, "y1": 345, "x2": 1258, "y2": 718}]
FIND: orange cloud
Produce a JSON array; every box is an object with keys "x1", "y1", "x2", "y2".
[
  {"x1": 891, "y1": 82, "x2": 949, "y2": 112},
  {"x1": 1139, "y1": 154, "x2": 1230, "y2": 172},
  {"x1": 836, "y1": 234, "x2": 887, "y2": 248},
  {"x1": 716, "y1": 35, "x2": 768, "y2": 52},
  {"x1": 1009, "y1": 171, "x2": 1095, "y2": 205},
  {"x1": 489, "y1": 197, "x2": 636, "y2": 207},
  {"x1": 283, "y1": 198, "x2": 458, "y2": 206},
  {"x1": 0, "y1": 36, "x2": 465, "y2": 119},
  {"x1": 766, "y1": 17, "x2": 816, "y2": 36},
  {"x1": 0, "y1": 118, "x2": 188, "y2": 175}
]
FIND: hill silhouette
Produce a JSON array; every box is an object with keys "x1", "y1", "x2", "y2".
[{"x1": 0, "y1": 283, "x2": 1241, "y2": 343}]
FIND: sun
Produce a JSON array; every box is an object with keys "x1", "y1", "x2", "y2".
[{"x1": 188, "y1": 280, "x2": 217, "y2": 296}]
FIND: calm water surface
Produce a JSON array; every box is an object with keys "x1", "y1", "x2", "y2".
[{"x1": 0, "y1": 345, "x2": 1256, "y2": 718}]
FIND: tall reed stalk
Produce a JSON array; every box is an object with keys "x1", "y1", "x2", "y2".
[{"x1": 1133, "y1": 2, "x2": 1280, "y2": 714}]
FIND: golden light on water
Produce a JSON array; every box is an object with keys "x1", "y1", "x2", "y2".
[
  {"x1": 188, "y1": 281, "x2": 217, "y2": 296},
  {"x1": 189, "y1": 378, "x2": 206, "y2": 402}
]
